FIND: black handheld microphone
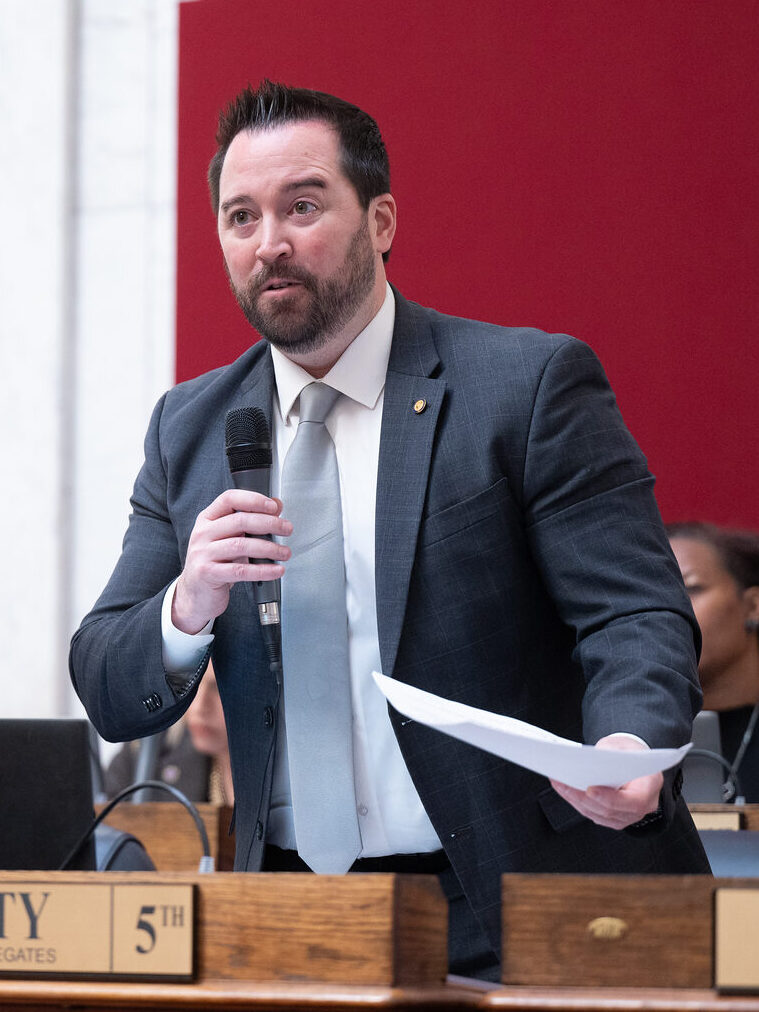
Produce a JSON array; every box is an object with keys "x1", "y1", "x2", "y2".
[{"x1": 225, "y1": 408, "x2": 282, "y2": 663}]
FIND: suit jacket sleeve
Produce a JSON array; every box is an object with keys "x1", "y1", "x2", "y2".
[
  {"x1": 520, "y1": 337, "x2": 701, "y2": 750},
  {"x1": 70, "y1": 392, "x2": 208, "y2": 742}
]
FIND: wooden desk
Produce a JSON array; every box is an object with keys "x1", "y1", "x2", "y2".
[
  {"x1": 97, "y1": 802, "x2": 236, "y2": 871},
  {"x1": 4, "y1": 864, "x2": 759, "y2": 1010},
  {"x1": 0, "y1": 870, "x2": 468, "y2": 1011}
]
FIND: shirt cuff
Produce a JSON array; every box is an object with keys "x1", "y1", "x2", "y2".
[
  {"x1": 605, "y1": 732, "x2": 649, "y2": 748},
  {"x1": 161, "y1": 578, "x2": 214, "y2": 673}
]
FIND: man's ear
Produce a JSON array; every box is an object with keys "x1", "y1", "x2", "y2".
[{"x1": 370, "y1": 193, "x2": 396, "y2": 255}]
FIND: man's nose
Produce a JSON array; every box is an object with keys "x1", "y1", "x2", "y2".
[{"x1": 256, "y1": 217, "x2": 292, "y2": 263}]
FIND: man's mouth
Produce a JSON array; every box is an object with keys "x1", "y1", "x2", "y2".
[{"x1": 263, "y1": 279, "x2": 302, "y2": 292}]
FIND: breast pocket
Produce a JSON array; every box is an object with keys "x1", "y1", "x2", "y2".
[{"x1": 418, "y1": 476, "x2": 515, "y2": 549}]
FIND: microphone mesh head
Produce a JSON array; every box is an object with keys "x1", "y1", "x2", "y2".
[{"x1": 225, "y1": 407, "x2": 271, "y2": 470}]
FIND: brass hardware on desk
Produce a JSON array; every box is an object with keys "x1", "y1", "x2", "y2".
[{"x1": 587, "y1": 916, "x2": 628, "y2": 940}]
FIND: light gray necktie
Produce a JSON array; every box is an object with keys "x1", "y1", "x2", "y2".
[{"x1": 279, "y1": 382, "x2": 362, "y2": 873}]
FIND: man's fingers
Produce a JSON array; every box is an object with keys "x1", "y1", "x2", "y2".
[
  {"x1": 172, "y1": 492, "x2": 292, "y2": 635},
  {"x1": 200, "y1": 488, "x2": 283, "y2": 521},
  {"x1": 197, "y1": 534, "x2": 291, "y2": 565},
  {"x1": 185, "y1": 554, "x2": 287, "y2": 586},
  {"x1": 550, "y1": 772, "x2": 662, "y2": 830},
  {"x1": 219, "y1": 559, "x2": 288, "y2": 583},
  {"x1": 192, "y1": 505, "x2": 293, "y2": 546}
]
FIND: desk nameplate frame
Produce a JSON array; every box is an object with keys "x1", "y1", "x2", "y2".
[{"x1": 0, "y1": 880, "x2": 194, "y2": 981}]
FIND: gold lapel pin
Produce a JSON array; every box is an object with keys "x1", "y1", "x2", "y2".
[{"x1": 413, "y1": 399, "x2": 427, "y2": 414}]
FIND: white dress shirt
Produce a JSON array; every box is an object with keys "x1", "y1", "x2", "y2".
[{"x1": 163, "y1": 284, "x2": 441, "y2": 856}]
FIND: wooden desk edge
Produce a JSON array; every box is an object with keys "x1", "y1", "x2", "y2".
[
  {"x1": 0, "y1": 976, "x2": 480, "y2": 1008},
  {"x1": 478, "y1": 985, "x2": 759, "y2": 1010},
  {"x1": 4, "y1": 980, "x2": 759, "y2": 1011}
]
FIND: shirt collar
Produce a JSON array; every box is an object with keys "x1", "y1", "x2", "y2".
[{"x1": 270, "y1": 283, "x2": 395, "y2": 423}]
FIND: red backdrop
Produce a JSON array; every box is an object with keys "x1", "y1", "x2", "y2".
[{"x1": 176, "y1": 0, "x2": 758, "y2": 527}]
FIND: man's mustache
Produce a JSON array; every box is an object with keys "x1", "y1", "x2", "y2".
[{"x1": 248, "y1": 264, "x2": 315, "y2": 299}]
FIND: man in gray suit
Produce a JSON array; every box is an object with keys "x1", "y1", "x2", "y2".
[{"x1": 71, "y1": 81, "x2": 710, "y2": 980}]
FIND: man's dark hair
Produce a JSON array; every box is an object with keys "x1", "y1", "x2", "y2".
[{"x1": 208, "y1": 80, "x2": 391, "y2": 217}]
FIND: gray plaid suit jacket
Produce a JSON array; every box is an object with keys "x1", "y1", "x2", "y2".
[{"x1": 71, "y1": 289, "x2": 710, "y2": 954}]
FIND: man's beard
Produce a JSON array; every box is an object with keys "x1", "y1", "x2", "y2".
[{"x1": 228, "y1": 217, "x2": 376, "y2": 356}]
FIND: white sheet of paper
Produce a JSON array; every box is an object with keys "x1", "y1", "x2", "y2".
[{"x1": 372, "y1": 671, "x2": 691, "y2": 790}]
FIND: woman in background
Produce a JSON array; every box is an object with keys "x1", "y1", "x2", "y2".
[
  {"x1": 667, "y1": 522, "x2": 759, "y2": 801},
  {"x1": 185, "y1": 662, "x2": 234, "y2": 805}
]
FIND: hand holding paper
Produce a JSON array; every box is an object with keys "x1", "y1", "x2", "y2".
[
  {"x1": 549, "y1": 734, "x2": 666, "y2": 830},
  {"x1": 372, "y1": 671, "x2": 690, "y2": 791}
]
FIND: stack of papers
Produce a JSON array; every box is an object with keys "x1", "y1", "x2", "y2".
[{"x1": 372, "y1": 672, "x2": 690, "y2": 790}]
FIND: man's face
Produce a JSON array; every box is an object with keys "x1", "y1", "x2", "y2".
[{"x1": 217, "y1": 121, "x2": 392, "y2": 361}]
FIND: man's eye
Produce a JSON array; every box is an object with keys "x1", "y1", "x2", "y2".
[
  {"x1": 293, "y1": 200, "x2": 316, "y2": 215},
  {"x1": 233, "y1": 210, "x2": 251, "y2": 225}
]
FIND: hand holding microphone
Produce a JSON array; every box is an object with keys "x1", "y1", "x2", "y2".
[{"x1": 170, "y1": 408, "x2": 290, "y2": 638}]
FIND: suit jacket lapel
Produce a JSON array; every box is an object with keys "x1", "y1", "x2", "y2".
[
  {"x1": 238, "y1": 345, "x2": 276, "y2": 430},
  {"x1": 376, "y1": 293, "x2": 445, "y2": 678}
]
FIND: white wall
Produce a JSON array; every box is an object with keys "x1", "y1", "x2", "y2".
[{"x1": 0, "y1": 0, "x2": 178, "y2": 726}]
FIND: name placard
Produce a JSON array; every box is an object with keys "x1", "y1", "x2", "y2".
[
  {"x1": 691, "y1": 810, "x2": 742, "y2": 831},
  {"x1": 0, "y1": 881, "x2": 193, "y2": 980},
  {"x1": 715, "y1": 887, "x2": 759, "y2": 992}
]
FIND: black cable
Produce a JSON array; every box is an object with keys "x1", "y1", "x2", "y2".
[
  {"x1": 244, "y1": 663, "x2": 282, "y2": 869},
  {"x1": 684, "y1": 747, "x2": 744, "y2": 804},
  {"x1": 58, "y1": 779, "x2": 213, "y2": 872},
  {"x1": 726, "y1": 701, "x2": 759, "y2": 794}
]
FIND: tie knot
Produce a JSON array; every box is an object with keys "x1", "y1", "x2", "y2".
[{"x1": 298, "y1": 382, "x2": 340, "y2": 424}]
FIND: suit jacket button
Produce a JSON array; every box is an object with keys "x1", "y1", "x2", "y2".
[{"x1": 263, "y1": 706, "x2": 274, "y2": 728}]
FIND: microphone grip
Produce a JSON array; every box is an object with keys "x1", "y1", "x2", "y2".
[
  {"x1": 229, "y1": 466, "x2": 282, "y2": 669},
  {"x1": 230, "y1": 467, "x2": 282, "y2": 610}
]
